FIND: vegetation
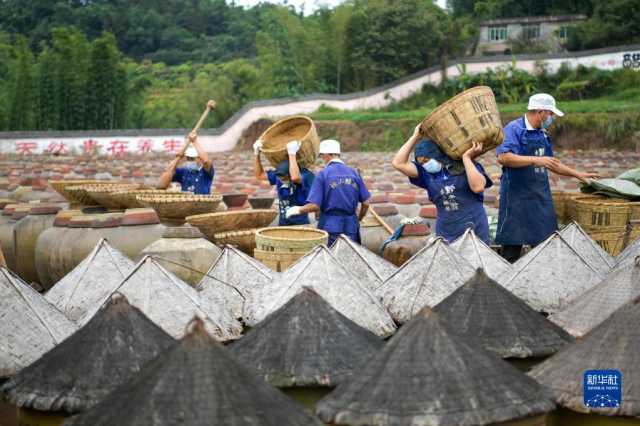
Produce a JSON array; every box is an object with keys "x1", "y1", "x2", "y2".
[{"x1": 0, "y1": 0, "x2": 637, "y2": 132}]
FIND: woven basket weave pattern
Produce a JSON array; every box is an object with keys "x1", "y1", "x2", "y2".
[
  {"x1": 421, "y1": 86, "x2": 503, "y2": 160},
  {"x1": 255, "y1": 226, "x2": 328, "y2": 252},
  {"x1": 186, "y1": 209, "x2": 277, "y2": 237},
  {"x1": 259, "y1": 115, "x2": 320, "y2": 168}
]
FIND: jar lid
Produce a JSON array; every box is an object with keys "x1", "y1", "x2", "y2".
[
  {"x1": 162, "y1": 224, "x2": 204, "y2": 239},
  {"x1": 12, "y1": 206, "x2": 32, "y2": 220},
  {"x1": 368, "y1": 194, "x2": 390, "y2": 204},
  {"x1": 121, "y1": 208, "x2": 160, "y2": 226},
  {"x1": 91, "y1": 213, "x2": 123, "y2": 228},
  {"x1": 29, "y1": 205, "x2": 62, "y2": 215},
  {"x1": 68, "y1": 215, "x2": 95, "y2": 228},
  {"x1": 419, "y1": 205, "x2": 438, "y2": 219},
  {"x1": 401, "y1": 223, "x2": 430, "y2": 237},
  {"x1": 393, "y1": 194, "x2": 416, "y2": 205},
  {"x1": 0, "y1": 198, "x2": 13, "y2": 210},
  {"x1": 53, "y1": 210, "x2": 83, "y2": 227},
  {"x1": 3, "y1": 204, "x2": 19, "y2": 215},
  {"x1": 373, "y1": 204, "x2": 399, "y2": 216}
]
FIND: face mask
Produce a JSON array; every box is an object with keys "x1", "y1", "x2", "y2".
[
  {"x1": 541, "y1": 114, "x2": 554, "y2": 129},
  {"x1": 184, "y1": 161, "x2": 199, "y2": 171},
  {"x1": 422, "y1": 159, "x2": 442, "y2": 174}
]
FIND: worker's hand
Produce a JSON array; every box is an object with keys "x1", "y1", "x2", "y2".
[
  {"x1": 188, "y1": 131, "x2": 198, "y2": 143},
  {"x1": 411, "y1": 123, "x2": 422, "y2": 141},
  {"x1": 463, "y1": 141, "x2": 483, "y2": 159},
  {"x1": 285, "y1": 206, "x2": 302, "y2": 218},
  {"x1": 533, "y1": 156, "x2": 560, "y2": 170},
  {"x1": 207, "y1": 100, "x2": 217, "y2": 109},
  {"x1": 287, "y1": 140, "x2": 301, "y2": 155},
  {"x1": 576, "y1": 171, "x2": 600, "y2": 183},
  {"x1": 253, "y1": 140, "x2": 263, "y2": 156}
]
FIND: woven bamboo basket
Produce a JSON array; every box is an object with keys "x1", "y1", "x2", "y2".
[
  {"x1": 254, "y1": 226, "x2": 328, "y2": 271},
  {"x1": 111, "y1": 189, "x2": 171, "y2": 209},
  {"x1": 567, "y1": 193, "x2": 600, "y2": 222},
  {"x1": 186, "y1": 209, "x2": 277, "y2": 237},
  {"x1": 572, "y1": 196, "x2": 632, "y2": 227},
  {"x1": 136, "y1": 193, "x2": 222, "y2": 224},
  {"x1": 259, "y1": 115, "x2": 320, "y2": 168},
  {"x1": 551, "y1": 191, "x2": 573, "y2": 224},
  {"x1": 582, "y1": 224, "x2": 629, "y2": 256},
  {"x1": 85, "y1": 184, "x2": 142, "y2": 210},
  {"x1": 65, "y1": 184, "x2": 112, "y2": 206},
  {"x1": 213, "y1": 228, "x2": 258, "y2": 255},
  {"x1": 49, "y1": 180, "x2": 103, "y2": 202},
  {"x1": 420, "y1": 86, "x2": 504, "y2": 160}
]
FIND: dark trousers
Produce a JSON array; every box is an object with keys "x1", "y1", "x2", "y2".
[{"x1": 502, "y1": 245, "x2": 523, "y2": 263}]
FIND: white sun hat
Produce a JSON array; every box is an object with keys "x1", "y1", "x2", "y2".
[
  {"x1": 527, "y1": 93, "x2": 564, "y2": 117},
  {"x1": 319, "y1": 139, "x2": 341, "y2": 155},
  {"x1": 185, "y1": 146, "x2": 198, "y2": 158}
]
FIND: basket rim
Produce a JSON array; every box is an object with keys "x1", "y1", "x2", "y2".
[
  {"x1": 136, "y1": 194, "x2": 222, "y2": 204},
  {"x1": 259, "y1": 115, "x2": 315, "y2": 154},
  {"x1": 422, "y1": 86, "x2": 496, "y2": 127},
  {"x1": 255, "y1": 226, "x2": 328, "y2": 242},
  {"x1": 186, "y1": 209, "x2": 275, "y2": 222},
  {"x1": 214, "y1": 228, "x2": 259, "y2": 237}
]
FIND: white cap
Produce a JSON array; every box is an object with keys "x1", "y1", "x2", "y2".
[
  {"x1": 527, "y1": 93, "x2": 564, "y2": 117},
  {"x1": 319, "y1": 139, "x2": 341, "y2": 154},
  {"x1": 185, "y1": 146, "x2": 198, "y2": 158}
]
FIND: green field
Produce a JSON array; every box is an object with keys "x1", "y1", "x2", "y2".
[{"x1": 310, "y1": 98, "x2": 640, "y2": 122}]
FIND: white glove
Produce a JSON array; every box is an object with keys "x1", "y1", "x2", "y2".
[
  {"x1": 285, "y1": 206, "x2": 302, "y2": 219},
  {"x1": 253, "y1": 140, "x2": 263, "y2": 156},
  {"x1": 286, "y1": 140, "x2": 301, "y2": 155}
]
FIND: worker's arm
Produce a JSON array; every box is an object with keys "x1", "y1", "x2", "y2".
[
  {"x1": 298, "y1": 203, "x2": 320, "y2": 213},
  {"x1": 497, "y1": 152, "x2": 560, "y2": 169},
  {"x1": 548, "y1": 162, "x2": 599, "y2": 182},
  {"x1": 462, "y1": 142, "x2": 487, "y2": 194},
  {"x1": 358, "y1": 202, "x2": 370, "y2": 222},
  {"x1": 189, "y1": 132, "x2": 212, "y2": 171},
  {"x1": 392, "y1": 124, "x2": 422, "y2": 178},
  {"x1": 286, "y1": 141, "x2": 302, "y2": 184},
  {"x1": 253, "y1": 141, "x2": 268, "y2": 181},
  {"x1": 158, "y1": 157, "x2": 181, "y2": 189}
]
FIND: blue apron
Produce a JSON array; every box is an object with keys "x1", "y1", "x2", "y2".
[
  {"x1": 276, "y1": 183, "x2": 310, "y2": 226},
  {"x1": 318, "y1": 212, "x2": 360, "y2": 247},
  {"x1": 410, "y1": 161, "x2": 491, "y2": 244},
  {"x1": 496, "y1": 131, "x2": 557, "y2": 245}
]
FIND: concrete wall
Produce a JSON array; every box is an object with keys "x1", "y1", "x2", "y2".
[{"x1": 0, "y1": 44, "x2": 639, "y2": 156}]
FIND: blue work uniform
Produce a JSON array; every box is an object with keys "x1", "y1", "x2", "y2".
[
  {"x1": 306, "y1": 160, "x2": 371, "y2": 246},
  {"x1": 496, "y1": 116, "x2": 557, "y2": 246},
  {"x1": 410, "y1": 160, "x2": 493, "y2": 243},
  {"x1": 172, "y1": 165, "x2": 214, "y2": 195},
  {"x1": 267, "y1": 168, "x2": 315, "y2": 226}
]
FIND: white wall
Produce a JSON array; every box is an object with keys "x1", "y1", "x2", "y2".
[{"x1": 1, "y1": 46, "x2": 638, "y2": 156}]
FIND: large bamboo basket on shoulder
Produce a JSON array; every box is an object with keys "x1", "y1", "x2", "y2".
[
  {"x1": 420, "y1": 86, "x2": 503, "y2": 160},
  {"x1": 186, "y1": 209, "x2": 278, "y2": 238},
  {"x1": 259, "y1": 115, "x2": 320, "y2": 168}
]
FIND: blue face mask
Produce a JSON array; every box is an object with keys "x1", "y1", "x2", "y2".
[
  {"x1": 541, "y1": 114, "x2": 554, "y2": 129},
  {"x1": 184, "y1": 161, "x2": 199, "y2": 171},
  {"x1": 422, "y1": 159, "x2": 442, "y2": 174}
]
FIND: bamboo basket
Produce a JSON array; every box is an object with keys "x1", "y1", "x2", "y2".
[
  {"x1": 85, "y1": 184, "x2": 142, "y2": 210},
  {"x1": 551, "y1": 191, "x2": 573, "y2": 224},
  {"x1": 582, "y1": 224, "x2": 629, "y2": 256},
  {"x1": 420, "y1": 86, "x2": 504, "y2": 160},
  {"x1": 572, "y1": 196, "x2": 632, "y2": 227},
  {"x1": 213, "y1": 228, "x2": 259, "y2": 255},
  {"x1": 259, "y1": 115, "x2": 320, "y2": 168},
  {"x1": 254, "y1": 226, "x2": 328, "y2": 272},
  {"x1": 111, "y1": 189, "x2": 171, "y2": 209},
  {"x1": 567, "y1": 193, "x2": 600, "y2": 222},
  {"x1": 186, "y1": 209, "x2": 277, "y2": 237},
  {"x1": 136, "y1": 193, "x2": 222, "y2": 224},
  {"x1": 65, "y1": 184, "x2": 108, "y2": 206},
  {"x1": 49, "y1": 180, "x2": 103, "y2": 202}
]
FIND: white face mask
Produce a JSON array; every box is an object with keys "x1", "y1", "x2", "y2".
[
  {"x1": 184, "y1": 161, "x2": 199, "y2": 171},
  {"x1": 422, "y1": 159, "x2": 442, "y2": 174},
  {"x1": 541, "y1": 114, "x2": 554, "y2": 129}
]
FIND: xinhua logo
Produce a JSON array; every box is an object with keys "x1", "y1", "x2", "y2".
[{"x1": 583, "y1": 370, "x2": 622, "y2": 408}]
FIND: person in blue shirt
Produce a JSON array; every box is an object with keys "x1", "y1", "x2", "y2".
[
  {"x1": 286, "y1": 139, "x2": 370, "y2": 246},
  {"x1": 253, "y1": 139, "x2": 315, "y2": 226},
  {"x1": 392, "y1": 124, "x2": 493, "y2": 244},
  {"x1": 496, "y1": 93, "x2": 598, "y2": 262},
  {"x1": 158, "y1": 131, "x2": 214, "y2": 194}
]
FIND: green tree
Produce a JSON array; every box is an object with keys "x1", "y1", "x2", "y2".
[
  {"x1": 568, "y1": 0, "x2": 640, "y2": 50},
  {"x1": 8, "y1": 37, "x2": 36, "y2": 130}
]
